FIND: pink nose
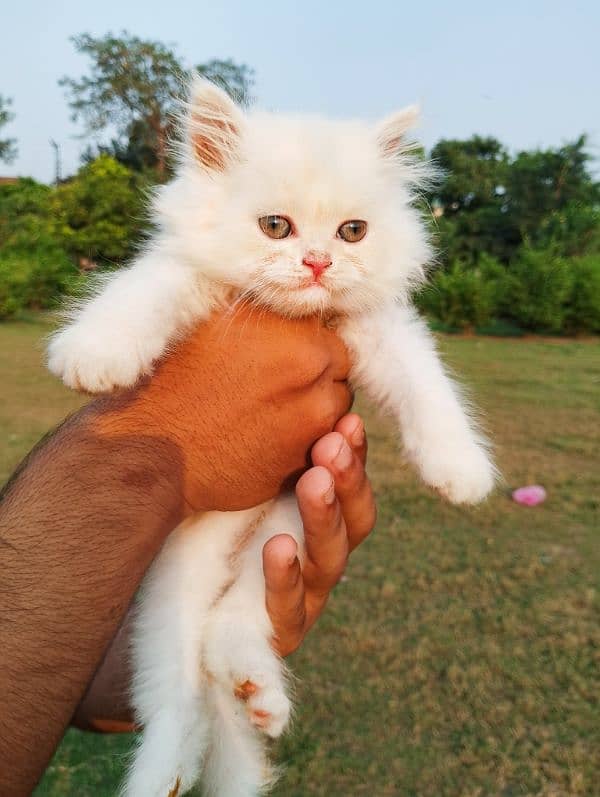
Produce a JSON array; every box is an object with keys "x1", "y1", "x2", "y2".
[{"x1": 302, "y1": 252, "x2": 332, "y2": 279}]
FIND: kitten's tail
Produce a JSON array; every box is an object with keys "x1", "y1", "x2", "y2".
[{"x1": 202, "y1": 683, "x2": 277, "y2": 797}]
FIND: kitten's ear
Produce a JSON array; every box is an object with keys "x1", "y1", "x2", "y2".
[
  {"x1": 187, "y1": 76, "x2": 244, "y2": 172},
  {"x1": 376, "y1": 105, "x2": 420, "y2": 159}
]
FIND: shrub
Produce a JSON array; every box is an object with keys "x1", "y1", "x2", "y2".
[
  {"x1": 0, "y1": 258, "x2": 28, "y2": 319},
  {"x1": 54, "y1": 155, "x2": 150, "y2": 265},
  {"x1": 565, "y1": 255, "x2": 600, "y2": 334},
  {"x1": 537, "y1": 202, "x2": 600, "y2": 258},
  {"x1": 502, "y1": 247, "x2": 573, "y2": 333},
  {"x1": 0, "y1": 248, "x2": 79, "y2": 320},
  {"x1": 417, "y1": 262, "x2": 496, "y2": 331}
]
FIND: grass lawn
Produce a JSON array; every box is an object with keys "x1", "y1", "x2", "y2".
[{"x1": 1, "y1": 317, "x2": 599, "y2": 797}]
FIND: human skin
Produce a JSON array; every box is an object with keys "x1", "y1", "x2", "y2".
[{"x1": 0, "y1": 305, "x2": 375, "y2": 796}]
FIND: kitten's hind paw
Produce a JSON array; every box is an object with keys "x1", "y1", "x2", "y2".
[
  {"x1": 233, "y1": 677, "x2": 291, "y2": 738},
  {"x1": 47, "y1": 324, "x2": 154, "y2": 393}
]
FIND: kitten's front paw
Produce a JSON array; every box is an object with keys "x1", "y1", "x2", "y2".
[
  {"x1": 418, "y1": 440, "x2": 496, "y2": 505},
  {"x1": 47, "y1": 324, "x2": 155, "y2": 393}
]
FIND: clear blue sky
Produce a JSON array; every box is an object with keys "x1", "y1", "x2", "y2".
[{"x1": 2, "y1": 0, "x2": 599, "y2": 183}]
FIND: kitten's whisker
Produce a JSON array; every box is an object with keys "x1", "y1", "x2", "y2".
[
  {"x1": 218, "y1": 286, "x2": 259, "y2": 344},
  {"x1": 218, "y1": 299, "x2": 246, "y2": 343}
]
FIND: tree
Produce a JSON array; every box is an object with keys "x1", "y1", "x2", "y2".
[
  {"x1": 0, "y1": 179, "x2": 78, "y2": 319},
  {"x1": 429, "y1": 135, "x2": 600, "y2": 265},
  {"x1": 0, "y1": 95, "x2": 17, "y2": 164},
  {"x1": 431, "y1": 136, "x2": 509, "y2": 215},
  {"x1": 505, "y1": 136, "x2": 599, "y2": 247},
  {"x1": 53, "y1": 154, "x2": 150, "y2": 265},
  {"x1": 196, "y1": 58, "x2": 254, "y2": 104},
  {"x1": 61, "y1": 32, "x2": 254, "y2": 177},
  {"x1": 0, "y1": 178, "x2": 55, "y2": 251},
  {"x1": 429, "y1": 136, "x2": 518, "y2": 263}
]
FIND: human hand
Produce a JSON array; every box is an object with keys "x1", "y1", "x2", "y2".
[
  {"x1": 98, "y1": 303, "x2": 353, "y2": 515},
  {"x1": 264, "y1": 413, "x2": 375, "y2": 655},
  {"x1": 72, "y1": 414, "x2": 375, "y2": 731}
]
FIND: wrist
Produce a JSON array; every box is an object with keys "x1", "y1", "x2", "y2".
[
  {"x1": 84, "y1": 387, "x2": 210, "y2": 519},
  {"x1": 64, "y1": 396, "x2": 189, "y2": 528}
]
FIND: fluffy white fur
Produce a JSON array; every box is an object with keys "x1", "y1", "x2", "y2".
[{"x1": 47, "y1": 77, "x2": 496, "y2": 796}]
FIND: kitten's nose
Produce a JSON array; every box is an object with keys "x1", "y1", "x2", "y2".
[{"x1": 302, "y1": 251, "x2": 332, "y2": 279}]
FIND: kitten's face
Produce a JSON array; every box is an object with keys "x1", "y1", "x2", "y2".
[{"x1": 157, "y1": 80, "x2": 432, "y2": 317}]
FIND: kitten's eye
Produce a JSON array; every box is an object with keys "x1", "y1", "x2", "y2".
[
  {"x1": 337, "y1": 220, "x2": 368, "y2": 242},
  {"x1": 259, "y1": 215, "x2": 292, "y2": 239}
]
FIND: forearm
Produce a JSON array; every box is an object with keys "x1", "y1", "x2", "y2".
[
  {"x1": 0, "y1": 399, "x2": 184, "y2": 796},
  {"x1": 0, "y1": 307, "x2": 353, "y2": 795}
]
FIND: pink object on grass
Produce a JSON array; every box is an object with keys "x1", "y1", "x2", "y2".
[{"x1": 512, "y1": 485, "x2": 547, "y2": 506}]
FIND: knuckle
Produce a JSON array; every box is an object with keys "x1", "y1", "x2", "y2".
[
  {"x1": 361, "y1": 501, "x2": 378, "y2": 537},
  {"x1": 349, "y1": 500, "x2": 377, "y2": 549},
  {"x1": 279, "y1": 632, "x2": 303, "y2": 657},
  {"x1": 321, "y1": 553, "x2": 348, "y2": 588}
]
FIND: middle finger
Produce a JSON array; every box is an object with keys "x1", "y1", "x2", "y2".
[{"x1": 295, "y1": 466, "x2": 349, "y2": 598}]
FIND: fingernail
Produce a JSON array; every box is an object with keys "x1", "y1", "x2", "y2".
[
  {"x1": 351, "y1": 421, "x2": 364, "y2": 447},
  {"x1": 323, "y1": 479, "x2": 336, "y2": 505},
  {"x1": 334, "y1": 439, "x2": 353, "y2": 470}
]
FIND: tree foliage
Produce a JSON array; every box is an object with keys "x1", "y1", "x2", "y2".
[
  {"x1": 0, "y1": 158, "x2": 149, "y2": 319},
  {"x1": 417, "y1": 262, "x2": 495, "y2": 331},
  {"x1": 429, "y1": 135, "x2": 599, "y2": 266},
  {"x1": 0, "y1": 95, "x2": 17, "y2": 164},
  {"x1": 61, "y1": 32, "x2": 254, "y2": 177},
  {"x1": 0, "y1": 180, "x2": 78, "y2": 319},
  {"x1": 53, "y1": 154, "x2": 149, "y2": 264},
  {"x1": 565, "y1": 255, "x2": 600, "y2": 333},
  {"x1": 430, "y1": 136, "x2": 516, "y2": 263},
  {"x1": 505, "y1": 137, "x2": 599, "y2": 243},
  {"x1": 2, "y1": 33, "x2": 599, "y2": 333}
]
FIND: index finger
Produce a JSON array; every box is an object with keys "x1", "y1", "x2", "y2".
[{"x1": 296, "y1": 466, "x2": 349, "y2": 600}]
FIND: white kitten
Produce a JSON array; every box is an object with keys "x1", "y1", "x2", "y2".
[{"x1": 48, "y1": 77, "x2": 496, "y2": 797}]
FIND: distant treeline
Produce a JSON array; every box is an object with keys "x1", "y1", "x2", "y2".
[
  {"x1": 0, "y1": 32, "x2": 598, "y2": 333},
  {"x1": 416, "y1": 135, "x2": 600, "y2": 335}
]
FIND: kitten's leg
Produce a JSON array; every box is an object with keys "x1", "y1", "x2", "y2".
[
  {"x1": 123, "y1": 505, "x2": 271, "y2": 797},
  {"x1": 123, "y1": 701, "x2": 208, "y2": 797},
  {"x1": 47, "y1": 248, "x2": 218, "y2": 392},
  {"x1": 204, "y1": 495, "x2": 301, "y2": 736},
  {"x1": 202, "y1": 495, "x2": 303, "y2": 796},
  {"x1": 340, "y1": 303, "x2": 497, "y2": 504}
]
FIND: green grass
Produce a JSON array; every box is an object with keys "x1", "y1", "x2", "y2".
[{"x1": 1, "y1": 317, "x2": 599, "y2": 797}]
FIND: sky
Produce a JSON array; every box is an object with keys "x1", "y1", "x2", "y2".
[{"x1": 2, "y1": 0, "x2": 599, "y2": 183}]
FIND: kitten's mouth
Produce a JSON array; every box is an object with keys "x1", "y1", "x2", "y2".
[{"x1": 298, "y1": 276, "x2": 329, "y2": 291}]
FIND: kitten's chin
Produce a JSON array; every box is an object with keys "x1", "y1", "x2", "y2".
[
  {"x1": 250, "y1": 283, "x2": 335, "y2": 318},
  {"x1": 247, "y1": 280, "x2": 386, "y2": 318}
]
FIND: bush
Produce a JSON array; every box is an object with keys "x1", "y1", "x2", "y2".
[
  {"x1": 0, "y1": 258, "x2": 28, "y2": 319},
  {"x1": 502, "y1": 247, "x2": 573, "y2": 333},
  {"x1": 417, "y1": 262, "x2": 496, "y2": 331},
  {"x1": 536, "y1": 202, "x2": 600, "y2": 258},
  {"x1": 416, "y1": 251, "x2": 600, "y2": 336},
  {"x1": 565, "y1": 255, "x2": 600, "y2": 333},
  {"x1": 0, "y1": 160, "x2": 151, "y2": 319},
  {"x1": 54, "y1": 155, "x2": 150, "y2": 265},
  {"x1": 0, "y1": 248, "x2": 80, "y2": 320}
]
